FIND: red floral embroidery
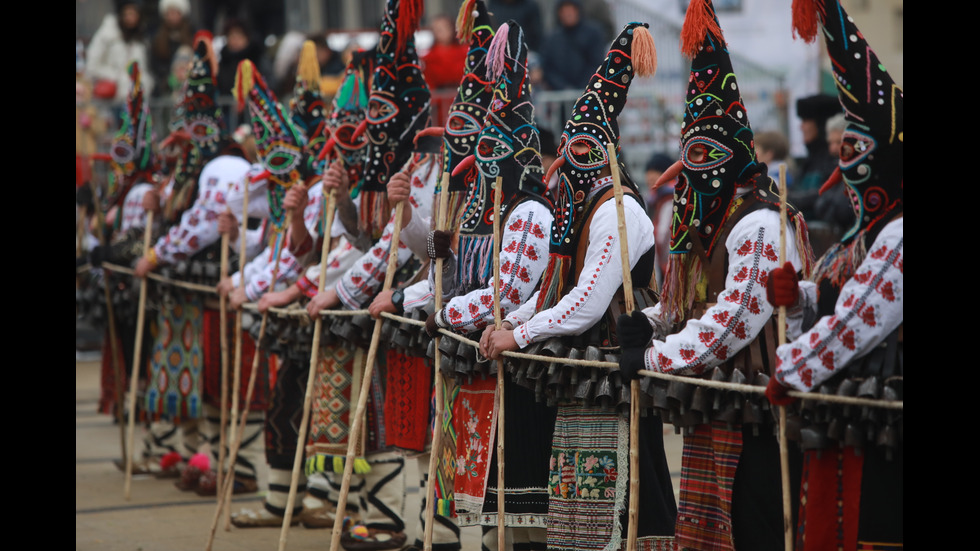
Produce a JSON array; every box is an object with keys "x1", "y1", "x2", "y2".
[
  {"x1": 530, "y1": 223, "x2": 545, "y2": 239},
  {"x1": 819, "y1": 349, "x2": 834, "y2": 370},
  {"x1": 468, "y1": 302, "x2": 480, "y2": 317},
  {"x1": 448, "y1": 307, "x2": 462, "y2": 322},
  {"x1": 736, "y1": 240, "x2": 753, "y2": 256},
  {"x1": 870, "y1": 245, "x2": 889, "y2": 260},
  {"x1": 733, "y1": 321, "x2": 747, "y2": 340},
  {"x1": 879, "y1": 281, "x2": 896, "y2": 302},
  {"x1": 843, "y1": 294, "x2": 856, "y2": 308},
  {"x1": 713, "y1": 311, "x2": 731, "y2": 325},
  {"x1": 525, "y1": 245, "x2": 538, "y2": 261},
  {"x1": 838, "y1": 328, "x2": 856, "y2": 350},
  {"x1": 508, "y1": 219, "x2": 524, "y2": 232},
  {"x1": 733, "y1": 267, "x2": 749, "y2": 282},
  {"x1": 809, "y1": 332, "x2": 821, "y2": 347},
  {"x1": 799, "y1": 366, "x2": 813, "y2": 388},
  {"x1": 517, "y1": 266, "x2": 531, "y2": 283},
  {"x1": 657, "y1": 353, "x2": 672, "y2": 370},
  {"x1": 698, "y1": 331, "x2": 715, "y2": 345},
  {"x1": 714, "y1": 345, "x2": 728, "y2": 360},
  {"x1": 680, "y1": 348, "x2": 696, "y2": 361},
  {"x1": 853, "y1": 270, "x2": 872, "y2": 284},
  {"x1": 747, "y1": 296, "x2": 761, "y2": 315},
  {"x1": 859, "y1": 305, "x2": 877, "y2": 327},
  {"x1": 504, "y1": 241, "x2": 519, "y2": 253},
  {"x1": 480, "y1": 294, "x2": 494, "y2": 307},
  {"x1": 763, "y1": 243, "x2": 778, "y2": 262},
  {"x1": 725, "y1": 289, "x2": 741, "y2": 304}
]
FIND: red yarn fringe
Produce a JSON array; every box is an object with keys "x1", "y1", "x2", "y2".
[
  {"x1": 396, "y1": 0, "x2": 424, "y2": 58},
  {"x1": 791, "y1": 0, "x2": 821, "y2": 43},
  {"x1": 681, "y1": 0, "x2": 724, "y2": 58}
]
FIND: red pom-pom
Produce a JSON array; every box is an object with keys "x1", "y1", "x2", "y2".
[
  {"x1": 188, "y1": 452, "x2": 211, "y2": 472},
  {"x1": 160, "y1": 451, "x2": 182, "y2": 470}
]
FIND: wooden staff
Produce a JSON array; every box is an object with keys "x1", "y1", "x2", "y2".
[
  {"x1": 207, "y1": 215, "x2": 291, "y2": 548},
  {"x1": 491, "y1": 175, "x2": 505, "y2": 551},
  {"x1": 607, "y1": 143, "x2": 640, "y2": 551},
  {"x1": 423, "y1": 172, "x2": 451, "y2": 551},
  {"x1": 124, "y1": 208, "x2": 154, "y2": 500},
  {"x1": 777, "y1": 163, "x2": 793, "y2": 551},
  {"x1": 278, "y1": 186, "x2": 338, "y2": 551},
  {"x1": 221, "y1": 182, "x2": 251, "y2": 529},
  {"x1": 216, "y1": 203, "x2": 233, "y2": 505},
  {"x1": 88, "y1": 172, "x2": 128, "y2": 467},
  {"x1": 329, "y1": 201, "x2": 408, "y2": 551}
]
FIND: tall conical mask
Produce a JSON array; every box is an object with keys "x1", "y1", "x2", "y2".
[
  {"x1": 670, "y1": 0, "x2": 759, "y2": 260},
  {"x1": 361, "y1": 0, "x2": 431, "y2": 237},
  {"x1": 107, "y1": 60, "x2": 156, "y2": 210},
  {"x1": 322, "y1": 49, "x2": 374, "y2": 196},
  {"x1": 534, "y1": 21, "x2": 657, "y2": 313},
  {"x1": 289, "y1": 40, "x2": 329, "y2": 180},
  {"x1": 443, "y1": 0, "x2": 495, "y2": 204},
  {"x1": 234, "y1": 59, "x2": 306, "y2": 235},
  {"x1": 792, "y1": 0, "x2": 903, "y2": 244},
  {"x1": 167, "y1": 31, "x2": 225, "y2": 222}
]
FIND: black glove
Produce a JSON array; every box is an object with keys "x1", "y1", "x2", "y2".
[
  {"x1": 427, "y1": 230, "x2": 453, "y2": 260},
  {"x1": 425, "y1": 310, "x2": 440, "y2": 338},
  {"x1": 617, "y1": 311, "x2": 654, "y2": 349},
  {"x1": 617, "y1": 311, "x2": 654, "y2": 381}
]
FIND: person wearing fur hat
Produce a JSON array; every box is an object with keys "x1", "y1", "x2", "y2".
[
  {"x1": 616, "y1": 1, "x2": 816, "y2": 549},
  {"x1": 764, "y1": 0, "x2": 903, "y2": 548}
]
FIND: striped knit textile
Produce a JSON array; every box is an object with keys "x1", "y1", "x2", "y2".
[
  {"x1": 674, "y1": 421, "x2": 743, "y2": 551},
  {"x1": 144, "y1": 291, "x2": 204, "y2": 422},
  {"x1": 547, "y1": 404, "x2": 628, "y2": 551}
]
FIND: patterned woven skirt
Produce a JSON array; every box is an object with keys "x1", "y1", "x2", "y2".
[{"x1": 144, "y1": 292, "x2": 204, "y2": 423}]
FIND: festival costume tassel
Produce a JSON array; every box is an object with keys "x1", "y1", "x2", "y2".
[{"x1": 423, "y1": 171, "x2": 451, "y2": 551}]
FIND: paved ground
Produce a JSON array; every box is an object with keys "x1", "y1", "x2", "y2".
[{"x1": 76, "y1": 353, "x2": 684, "y2": 551}]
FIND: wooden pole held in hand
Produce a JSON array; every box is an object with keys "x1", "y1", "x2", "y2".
[
  {"x1": 777, "y1": 163, "x2": 794, "y2": 551},
  {"x1": 491, "y1": 175, "x2": 506, "y2": 551},
  {"x1": 124, "y1": 209, "x2": 154, "y2": 500},
  {"x1": 607, "y1": 143, "x2": 640, "y2": 551},
  {"x1": 278, "y1": 186, "x2": 338, "y2": 551},
  {"x1": 423, "y1": 172, "x2": 451, "y2": 551},
  {"x1": 329, "y1": 199, "x2": 408, "y2": 551}
]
